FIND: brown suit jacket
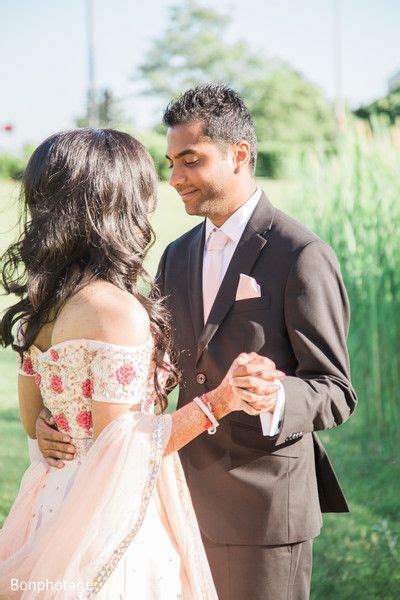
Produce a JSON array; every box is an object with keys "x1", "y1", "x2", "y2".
[{"x1": 156, "y1": 192, "x2": 357, "y2": 546}]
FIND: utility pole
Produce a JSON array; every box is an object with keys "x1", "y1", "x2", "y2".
[
  {"x1": 86, "y1": 0, "x2": 97, "y2": 127},
  {"x1": 333, "y1": 0, "x2": 345, "y2": 129}
]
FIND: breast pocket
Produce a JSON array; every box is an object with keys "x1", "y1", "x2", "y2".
[
  {"x1": 231, "y1": 293, "x2": 271, "y2": 314},
  {"x1": 223, "y1": 293, "x2": 271, "y2": 354}
]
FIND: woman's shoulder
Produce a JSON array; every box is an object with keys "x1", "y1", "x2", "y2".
[{"x1": 52, "y1": 281, "x2": 150, "y2": 347}]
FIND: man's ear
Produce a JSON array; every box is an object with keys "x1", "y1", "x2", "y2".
[{"x1": 233, "y1": 141, "x2": 251, "y2": 173}]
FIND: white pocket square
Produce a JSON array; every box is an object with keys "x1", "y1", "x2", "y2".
[{"x1": 235, "y1": 274, "x2": 261, "y2": 300}]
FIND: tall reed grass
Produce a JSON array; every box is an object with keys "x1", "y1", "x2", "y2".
[{"x1": 286, "y1": 119, "x2": 400, "y2": 446}]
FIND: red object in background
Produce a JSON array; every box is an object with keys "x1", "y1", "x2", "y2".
[{"x1": 3, "y1": 124, "x2": 13, "y2": 132}]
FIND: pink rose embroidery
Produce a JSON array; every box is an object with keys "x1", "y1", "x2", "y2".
[
  {"x1": 115, "y1": 364, "x2": 136, "y2": 386},
  {"x1": 50, "y1": 375, "x2": 63, "y2": 394},
  {"x1": 34, "y1": 373, "x2": 41, "y2": 387},
  {"x1": 143, "y1": 394, "x2": 155, "y2": 413},
  {"x1": 50, "y1": 349, "x2": 59, "y2": 362},
  {"x1": 22, "y1": 358, "x2": 35, "y2": 375},
  {"x1": 82, "y1": 379, "x2": 94, "y2": 399},
  {"x1": 54, "y1": 414, "x2": 70, "y2": 432},
  {"x1": 76, "y1": 411, "x2": 93, "y2": 431}
]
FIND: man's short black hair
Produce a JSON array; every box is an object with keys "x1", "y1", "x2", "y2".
[{"x1": 163, "y1": 84, "x2": 257, "y2": 173}]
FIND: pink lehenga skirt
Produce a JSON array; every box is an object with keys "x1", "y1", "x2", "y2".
[{"x1": 0, "y1": 413, "x2": 217, "y2": 599}]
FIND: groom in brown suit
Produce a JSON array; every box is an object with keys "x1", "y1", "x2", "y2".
[
  {"x1": 36, "y1": 85, "x2": 357, "y2": 599},
  {"x1": 157, "y1": 85, "x2": 357, "y2": 599}
]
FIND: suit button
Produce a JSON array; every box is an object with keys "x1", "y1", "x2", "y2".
[{"x1": 196, "y1": 373, "x2": 206, "y2": 385}]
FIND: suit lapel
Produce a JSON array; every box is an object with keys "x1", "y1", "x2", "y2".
[
  {"x1": 196, "y1": 193, "x2": 276, "y2": 362},
  {"x1": 187, "y1": 222, "x2": 206, "y2": 342}
]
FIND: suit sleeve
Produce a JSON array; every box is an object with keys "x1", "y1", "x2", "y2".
[
  {"x1": 154, "y1": 244, "x2": 170, "y2": 298},
  {"x1": 277, "y1": 240, "x2": 357, "y2": 444}
]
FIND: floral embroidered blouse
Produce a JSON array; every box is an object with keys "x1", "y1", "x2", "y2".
[{"x1": 18, "y1": 336, "x2": 166, "y2": 442}]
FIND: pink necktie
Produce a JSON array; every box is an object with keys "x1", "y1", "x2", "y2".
[{"x1": 203, "y1": 228, "x2": 228, "y2": 322}]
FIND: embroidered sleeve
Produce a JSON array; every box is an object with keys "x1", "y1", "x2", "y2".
[
  {"x1": 15, "y1": 320, "x2": 37, "y2": 377},
  {"x1": 141, "y1": 353, "x2": 172, "y2": 414},
  {"x1": 90, "y1": 344, "x2": 153, "y2": 405}
]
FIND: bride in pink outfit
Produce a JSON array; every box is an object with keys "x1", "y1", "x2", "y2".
[{"x1": 0, "y1": 129, "x2": 280, "y2": 599}]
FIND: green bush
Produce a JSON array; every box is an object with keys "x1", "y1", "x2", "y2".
[
  {"x1": 0, "y1": 153, "x2": 26, "y2": 180},
  {"x1": 255, "y1": 146, "x2": 283, "y2": 178},
  {"x1": 354, "y1": 87, "x2": 400, "y2": 125},
  {"x1": 138, "y1": 131, "x2": 169, "y2": 181},
  {"x1": 256, "y1": 141, "x2": 311, "y2": 179}
]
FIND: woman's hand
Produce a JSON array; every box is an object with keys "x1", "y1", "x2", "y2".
[
  {"x1": 210, "y1": 352, "x2": 284, "y2": 416},
  {"x1": 167, "y1": 352, "x2": 285, "y2": 454}
]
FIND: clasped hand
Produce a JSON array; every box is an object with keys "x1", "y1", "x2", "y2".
[
  {"x1": 226, "y1": 352, "x2": 284, "y2": 416},
  {"x1": 35, "y1": 352, "x2": 284, "y2": 469}
]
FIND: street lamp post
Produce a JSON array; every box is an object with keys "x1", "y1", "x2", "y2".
[
  {"x1": 87, "y1": 0, "x2": 97, "y2": 127},
  {"x1": 333, "y1": 0, "x2": 345, "y2": 129}
]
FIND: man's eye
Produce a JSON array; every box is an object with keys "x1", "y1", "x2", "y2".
[{"x1": 185, "y1": 160, "x2": 199, "y2": 167}]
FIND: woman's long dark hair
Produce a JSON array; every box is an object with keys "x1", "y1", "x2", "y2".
[{"x1": 0, "y1": 128, "x2": 178, "y2": 411}]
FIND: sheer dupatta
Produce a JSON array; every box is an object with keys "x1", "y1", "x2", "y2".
[{"x1": 0, "y1": 412, "x2": 217, "y2": 599}]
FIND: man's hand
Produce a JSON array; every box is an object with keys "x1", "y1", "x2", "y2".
[
  {"x1": 229, "y1": 353, "x2": 284, "y2": 416},
  {"x1": 36, "y1": 408, "x2": 76, "y2": 468}
]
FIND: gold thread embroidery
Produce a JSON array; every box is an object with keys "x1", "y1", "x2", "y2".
[{"x1": 85, "y1": 416, "x2": 167, "y2": 598}]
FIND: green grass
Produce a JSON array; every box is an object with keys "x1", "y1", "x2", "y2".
[
  {"x1": 0, "y1": 348, "x2": 28, "y2": 525},
  {"x1": 1, "y1": 174, "x2": 399, "y2": 599},
  {"x1": 312, "y1": 429, "x2": 399, "y2": 599}
]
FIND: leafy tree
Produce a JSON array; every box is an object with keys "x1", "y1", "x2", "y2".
[
  {"x1": 136, "y1": 0, "x2": 336, "y2": 177},
  {"x1": 354, "y1": 87, "x2": 400, "y2": 125},
  {"x1": 136, "y1": 0, "x2": 266, "y2": 103},
  {"x1": 245, "y1": 68, "x2": 336, "y2": 145}
]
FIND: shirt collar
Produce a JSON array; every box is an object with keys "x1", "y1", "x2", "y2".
[{"x1": 205, "y1": 187, "x2": 262, "y2": 245}]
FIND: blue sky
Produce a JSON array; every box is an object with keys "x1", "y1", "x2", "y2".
[{"x1": 1, "y1": 0, "x2": 399, "y2": 150}]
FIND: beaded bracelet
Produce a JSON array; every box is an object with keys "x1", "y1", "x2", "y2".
[{"x1": 193, "y1": 394, "x2": 219, "y2": 435}]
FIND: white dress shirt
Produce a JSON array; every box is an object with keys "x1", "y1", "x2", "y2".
[
  {"x1": 203, "y1": 187, "x2": 263, "y2": 286},
  {"x1": 202, "y1": 187, "x2": 285, "y2": 437}
]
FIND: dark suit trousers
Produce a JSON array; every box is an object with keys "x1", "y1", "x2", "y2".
[{"x1": 203, "y1": 536, "x2": 313, "y2": 600}]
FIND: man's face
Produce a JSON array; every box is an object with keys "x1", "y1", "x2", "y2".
[{"x1": 166, "y1": 121, "x2": 236, "y2": 218}]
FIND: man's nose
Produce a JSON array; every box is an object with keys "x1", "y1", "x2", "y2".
[{"x1": 169, "y1": 166, "x2": 186, "y2": 188}]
